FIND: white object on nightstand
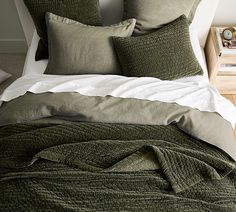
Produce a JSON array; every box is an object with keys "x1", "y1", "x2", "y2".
[{"x1": 0, "y1": 69, "x2": 11, "y2": 85}]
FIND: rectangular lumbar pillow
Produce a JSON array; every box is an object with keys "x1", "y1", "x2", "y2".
[
  {"x1": 23, "y1": 0, "x2": 102, "y2": 61},
  {"x1": 112, "y1": 15, "x2": 203, "y2": 81},
  {"x1": 45, "y1": 13, "x2": 136, "y2": 75},
  {"x1": 124, "y1": 0, "x2": 201, "y2": 35}
]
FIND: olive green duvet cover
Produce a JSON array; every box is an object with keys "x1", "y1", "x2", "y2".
[{"x1": 0, "y1": 92, "x2": 235, "y2": 211}]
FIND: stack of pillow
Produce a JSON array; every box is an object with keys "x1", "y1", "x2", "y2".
[{"x1": 23, "y1": 0, "x2": 203, "y2": 81}]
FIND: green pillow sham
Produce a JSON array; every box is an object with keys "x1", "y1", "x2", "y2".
[
  {"x1": 23, "y1": 0, "x2": 102, "y2": 61},
  {"x1": 45, "y1": 13, "x2": 136, "y2": 75},
  {"x1": 112, "y1": 15, "x2": 203, "y2": 81},
  {"x1": 124, "y1": 0, "x2": 201, "y2": 35}
]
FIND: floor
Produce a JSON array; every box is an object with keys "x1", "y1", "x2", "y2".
[{"x1": 223, "y1": 95, "x2": 236, "y2": 106}]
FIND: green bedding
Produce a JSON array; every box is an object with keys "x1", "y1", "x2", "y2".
[
  {"x1": 0, "y1": 93, "x2": 236, "y2": 211},
  {"x1": 0, "y1": 121, "x2": 235, "y2": 211},
  {"x1": 1, "y1": 92, "x2": 235, "y2": 160}
]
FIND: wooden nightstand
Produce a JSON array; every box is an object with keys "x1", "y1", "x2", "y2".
[{"x1": 205, "y1": 27, "x2": 236, "y2": 94}]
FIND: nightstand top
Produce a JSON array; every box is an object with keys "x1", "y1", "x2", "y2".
[{"x1": 211, "y1": 27, "x2": 236, "y2": 56}]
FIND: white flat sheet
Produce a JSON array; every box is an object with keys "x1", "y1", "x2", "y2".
[{"x1": 1, "y1": 74, "x2": 236, "y2": 127}]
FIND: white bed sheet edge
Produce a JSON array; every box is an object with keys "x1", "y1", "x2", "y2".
[{"x1": 1, "y1": 74, "x2": 236, "y2": 128}]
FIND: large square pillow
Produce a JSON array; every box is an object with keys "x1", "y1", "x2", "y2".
[
  {"x1": 112, "y1": 15, "x2": 203, "y2": 81},
  {"x1": 23, "y1": 0, "x2": 102, "y2": 61},
  {"x1": 45, "y1": 13, "x2": 136, "y2": 75},
  {"x1": 124, "y1": 0, "x2": 201, "y2": 35}
]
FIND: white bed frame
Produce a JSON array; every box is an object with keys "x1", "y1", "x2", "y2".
[{"x1": 15, "y1": 0, "x2": 219, "y2": 48}]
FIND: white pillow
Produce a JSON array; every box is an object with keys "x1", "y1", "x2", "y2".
[{"x1": 0, "y1": 69, "x2": 11, "y2": 84}]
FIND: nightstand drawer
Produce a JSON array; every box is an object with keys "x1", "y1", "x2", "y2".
[
  {"x1": 214, "y1": 75, "x2": 236, "y2": 94},
  {"x1": 219, "y1": 54, "x2": 236, "y2": 64}
]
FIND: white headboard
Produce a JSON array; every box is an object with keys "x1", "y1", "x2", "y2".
[{"x1": 15, "y1": 0, "x2": 219, "y2": 48}]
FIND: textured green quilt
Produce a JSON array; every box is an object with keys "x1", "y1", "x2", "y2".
[{"x1": 0, "y1": 121, "x2": 236, "y2": 211}]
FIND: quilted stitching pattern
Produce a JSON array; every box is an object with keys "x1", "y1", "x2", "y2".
[
  {"x1": 0, "y1": 122, "x2": 235, "y2": 211},
  {"x1": 113, "y1": 15, "x2": 203, "y2": 80}
]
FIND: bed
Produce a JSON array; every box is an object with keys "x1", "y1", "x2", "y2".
[{"x1": 0, "y1": 0, "x2": 236, "y2": 211}]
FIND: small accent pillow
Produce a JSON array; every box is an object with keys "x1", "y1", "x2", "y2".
[
  {"x1": 45, "y1": 13, "x2": 136, "y2": 75},
  {"x1": 112, "y1": 15, "x2": 203, "y2": 81},
  {"x1": 0, "y1": 69, "x2": 11, "y2": 85},
  {"x1": 23, "y1": 0, "x2": 102, "y2": 61},
  {"x1": 124, "y1": 0, "x2": 201, "y2": 35}
]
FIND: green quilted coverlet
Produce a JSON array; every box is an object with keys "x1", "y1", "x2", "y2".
[{"x1": 0, "y1": 121, "x2": 235, "y2": 211}]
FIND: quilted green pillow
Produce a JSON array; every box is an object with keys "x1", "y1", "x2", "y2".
[
  {"x1": 112, "y1": 15, "x2": 203, "y2": 81},
  {"x1": 23, "y1": 0, "x2": 102, "y2": 61}
]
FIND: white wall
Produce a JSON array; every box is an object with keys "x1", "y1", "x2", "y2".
[
  {"x1": 0, "y1": 0, "x2": 27, "y2": 53},
  {"x1": 213, "y1": 0, "x2": 236, "y2": 26},
  {"x1": 1, "y1": 0, "x2": 235, "y2": 54}
]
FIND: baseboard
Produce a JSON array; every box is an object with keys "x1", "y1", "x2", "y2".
[{"x1": 0, "y1": 39, "x2": 27, "y2": 53}]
